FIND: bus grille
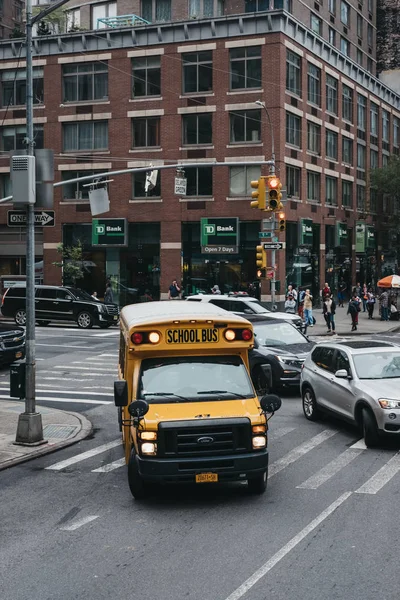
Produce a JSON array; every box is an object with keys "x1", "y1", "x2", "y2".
[{"x1": 158, "y1": 418, "x2": 251, "y2": 458}]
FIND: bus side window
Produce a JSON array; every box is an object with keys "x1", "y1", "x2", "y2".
[{"x1": 119, "y1": 332, "x2": 126, "y2": 377}]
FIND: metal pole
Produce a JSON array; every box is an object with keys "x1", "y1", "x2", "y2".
[
  {"x1": 271, "y1": 213, "x2": 276, "y2": 311},
  {"x1": 255, "y1": 100, "x2": 275, "y2": 175},
  {"x1": 15, "y1": 0, "x2": 45, "y2": 445}
]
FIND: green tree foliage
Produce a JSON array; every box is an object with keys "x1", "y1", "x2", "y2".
[
  {"x1": 370, "y1": 156, "x2": 400, "y2": 200},
  {"x1": 32, "y1": 6, "x2": 67, "y2": 34},
  {"x1": 53, "y1": 242, "x2": 85, "y2": 286}
]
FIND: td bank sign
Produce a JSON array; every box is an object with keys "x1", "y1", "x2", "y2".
[
  {"x1": 201, "y1": 217, "x2": 239, "y2": 254},
  {"x1": 92, "y1": 218, "x2": 128, "y2": 246}
]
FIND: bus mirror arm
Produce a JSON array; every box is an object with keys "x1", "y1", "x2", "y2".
[{"x1": 114, "y1": 380, "x2": 128, "y2": 407}]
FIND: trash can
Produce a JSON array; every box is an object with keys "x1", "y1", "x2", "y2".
[{"x1": 10, "y1": 360, "x2": 26, "y2": 400}]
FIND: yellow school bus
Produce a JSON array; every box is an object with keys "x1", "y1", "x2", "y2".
[{"x1": 114, "y1": 301, "x2": 281, "y2": 499}]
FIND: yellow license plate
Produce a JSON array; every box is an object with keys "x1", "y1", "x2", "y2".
[
  {"x1": 15, "y1": 352, "x2": 23, "y2": 358},
  {"x1": 195, "y1": 472, "x2": 218, "y2": 483},
  {"x1": 166, "y1": 328, "x2": 219, "y2": 344}
]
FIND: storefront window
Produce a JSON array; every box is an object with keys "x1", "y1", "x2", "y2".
[{"x1": 285, "y1": 221, "x2": 320, "y2": 300}]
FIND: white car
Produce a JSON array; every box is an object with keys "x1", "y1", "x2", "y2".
[{"x1": 185, "y1": 294, "x2": 303, "y2": 329}]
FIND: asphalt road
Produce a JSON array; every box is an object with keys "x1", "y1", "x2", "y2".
[{"x1": 0, "y1": 326, "x2": 400, "y2": 600}]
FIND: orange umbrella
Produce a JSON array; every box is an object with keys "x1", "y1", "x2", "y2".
[{"x1": 377, "y1": 275, "x2": 400, "y2": 288}]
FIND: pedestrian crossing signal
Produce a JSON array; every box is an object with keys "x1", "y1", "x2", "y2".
[{"x1": 267, "y1": 176, "x2": 283, "y2": 211}]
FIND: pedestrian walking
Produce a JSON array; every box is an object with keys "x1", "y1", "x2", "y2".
[
  {"x1": 284, "y1": 294, "x2": 297, "y2": 314},
  {"x1": 361, "y1": 283, "x2": 368, "y2": 312},
  {"x1": 366, "y1": 289, "x2": 376, "y2": 319},
  {"x1": 298, "y1": 287, "x2": 305, "y2": 319},
  {"x1": 379, "y1": 289, "x2": 389, "y2": 321},
  {"x1": 348, "y1": 294, "x2": 360, "y2": 331},
  {"x1": 287, "y1": 284, "x2": 298, "y2": 305},
  {"x1": 321, "y1": 282, "x2": 331, "y2": 300},
  {"x1": 303, "y1": 289, "x2": 314, "y2": 327},
  {"x1": 168, "y1": 279, "x2": 181, "y2": 300},
  {"x1": 354, "y1": 282, "x2": 362, "y2": 298},
  {"x1": 104, "y1": 283, "x2": 114, "y2": 303},
  {"x1": 338, "y1": 278, "x2": 347, "y2": 307},
  {"x1": 323, "y1": 294, "x2": 336, "y2": 334},
  {"x1": 390, "y1": 299, "x2": 399, "y2": 321},
  {"x1": 211, "y1": 284, "x2": 222, "y2": 295}
]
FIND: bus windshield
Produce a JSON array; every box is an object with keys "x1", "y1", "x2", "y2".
[{"x1": 138, "y1": 355, "x2": 254, "y2": 402}]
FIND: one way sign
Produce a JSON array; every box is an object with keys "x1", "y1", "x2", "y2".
[{"x1": 7, "y1": 210, "x2": 55, "y2": 227}]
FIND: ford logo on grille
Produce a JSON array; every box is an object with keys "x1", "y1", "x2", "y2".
[{"x1": 197, "y1": 436, "x2": 214, "y2": 445}]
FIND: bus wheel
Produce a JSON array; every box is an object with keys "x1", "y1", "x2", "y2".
[
  {"x1": 247, "y1": 470, "x2": 267, "y2": 494},
  {"x1": 128, "y1": 450, "x2": 150, "y2": 499}
]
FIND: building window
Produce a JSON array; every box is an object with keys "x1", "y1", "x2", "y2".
[
  {"x1": 307, "y1": 63, "x2": 321, "y2": 106},
  {"x1": 307, "y1": 171, "x2": 320, "y2": 202},
  {"x1": 132, "y1": 117, "x2": 160, "y2": 148},
  {"x1": 357, "y1": 50, "x2": 363, "y2": 66},
  {"x1": 382, "y1": 154, "x2": 389, "y2": 167},
  {"x1": 326, "y1": 75, "x2": 338, "y2": 115},
  {"x1": 357, "y1": 94, "x2": 366, "y2": 130},
  {"x1": 245, "y1": 0, "x2": 269, "y2": 11},
  {"x1": 183, "y1": 51, "x2": 212, "y2": 94},
  {"x1": 183, "y1": 113, "x2": 212, "y2": 145},
  {"x1": 185, "y1": 166, "x2": 213, "y2": 196},
  {"x1": 1, "y1": 68, "x2": 43, "y2": 107},
  {"x1": 132, "y1": 171, "x2": 161, "y2": 198},
  {"x1": 394, "y1": 116, "x2": 399, "y2": 147},
  {"x1": 357, "y1": 143, "x2": 366, "y2": 175},
  {"x1": 0, "y1": 173, "x2": 11, "y2": 199},
  {"x1": 370, "y1": 149, "x2": 378, "y2": 170},
  {"x1": 342, "y1": 85, "x2": 353, "y2": 122},
  {"x1": 370, "y1": 102, "x2": 378, "y2": 137},
  {"x1": 230, "y1": 109, "x2": 261, "y2": 143},
  {"x1": 326, "y1": 176, "x2": 338, "y2": 205},
  {"x1": 63, "y1": 122, "x2": 108, "y2": 152},
  {"x1": 132, "y1": 56, "x2": 161, "y2": 97},
  {"x1": 286, "y1": 165, "x2": 301, "y2": 198},
  {"x1": 91, "y1": 2, "x2": 117, "y2": 28},
  {"x1": 307, "y1": 121, "x2": 321, "y2": 154},
  {"x1": 367, "y1": 24, "x2": 373, "y2": 47},
  {"x1": 357, "y1": 14, "x2": 363, "y2": 38},
  {"x1": 230, "y1": 46, "x2": 261, "y2": 90},
  {"x1": 1, "y1": 126, "x2": 43, "y2": 151},
  {"x1": 382, "y1": 109, "x2": 389, "y2": 143},
  {"x1": 342, "y1": 137, "x2": 353, "y2": 165},
  {"x1": 340, "y1": 1, "x2": 350, "y2": 26},
  {"x1": 63, "y1": 63, "x2": 108, "y2": 103},
  {"x1": 326, "y1": 130, "x2": 338, "y2": 160},
  {"x1": 342, "y1": 180, "x2": 352, "y2": 207},
  {"x1": 329, "y1": 0, "x2": 336, "y2": 14},
  {"x1": 61, "y1": 171, "x2": 105, "y2": 201},
  {"x1": 286, "y1": 50, "x2": 301, "y2": 97},
  {"x1": 368, "y1": 0, "x2": 373, "y2": 14},
  {"x1": 310, "y1": 13, "x2": 322, "y2": 35},
  {"x1": 66, "y1": 9, "x2": 81, "y2": 31},
  {"x1": 229, "y1": 165, "x2": 261, "y2": 196},
  {"x1": 356, "y1": 184, "x2": 365, "y2": 210},
  {"x1": 370, "y1": 187, "x2": 377, "y2": 212},
  {"x1": 286, "y1": 112, "x2": 301, "y2": 147},
  {"x1": 367, "y1": 58, "x2": 373, "y2": 73},
  {"x1": 340, "y1": 37, "x2": 350, "y2": 57},
  {"x1": 329, "y1": 27, "x2": 336, "y2": 45},
  {"x1": 189, "y1": 0, "x2": 224, "y2": 18},
  {"x1": 142, "y1": 0, "x2": 172, "y2": 22}
]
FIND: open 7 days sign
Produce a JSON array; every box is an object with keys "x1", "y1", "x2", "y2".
[
  {"x1": 92, "y1": 218, "x2": 128, "y2": 247},
  {"x1": 201, "y1": 217, "x2": 239, "y2": 254}
]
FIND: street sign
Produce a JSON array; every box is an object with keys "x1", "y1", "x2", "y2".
[
  {"x1": 174, "y1": 177, "x2": 187, "y2": 195},
  {"x1": 266, "y1": 270, "x2": 274, "y2": 279},
  {"x1": 92, "y1": 218, "x2": 128, "y2": 246},
  {"x1": 7, "y1": 210, "x2": 55, "y2": 227},
  {"x1": 259, "y1": 232, "x2": 272, "y2": 238},
  {"x1": 263, "y1": 242, "x2": 284, "y2": 250},
  {"x1": 262, "y1": 219, "x2": 274, "y2": 230}
]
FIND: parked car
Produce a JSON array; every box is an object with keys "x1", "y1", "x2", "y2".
[
  {"x1": 185, "y1": 294, "x2": 303, "y2": 330},
  {"x1": 300, "y1": 340, "x2": 400, "y2": 447},
  {"x1": 246, "y1": 316, "x2": 314, "y2": 393},
  {"x1": 1, "y1": 285, "x2": 120, "y2": 329},
  {"x1": 0, "y1": 322, "x2": 25, "y2": 366}
]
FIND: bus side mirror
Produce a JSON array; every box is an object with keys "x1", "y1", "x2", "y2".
[
  {"x1": 128, "y1": 400, "x2": 149, "y2": 419},
  {"x1": 260, "y1": 394, "x2": 282, "y2": 414},
  {"x1": 261, "y1": 364, "x2": 273, "y2": 393},
  {"x1": 114, "y1": 380, "x2": 128, "y2": 407}
]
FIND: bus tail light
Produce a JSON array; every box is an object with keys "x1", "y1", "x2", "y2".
[
  {"x1": 131, "y1": 332, "x2": 144, "y2": 345},
  {"x1": 241, "y1": 329, "x2": 252, "y2": 341}
]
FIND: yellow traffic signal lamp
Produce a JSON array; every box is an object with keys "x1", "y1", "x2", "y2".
[
  {"x1": 278, "y1": 211, "x2": 286, "y2": 232},
  {"x1": 256, "y1": 244, "x2": 267, "y2": 269},
  {"x1": 267, "y1": 176, "x2": 283, "y2": 211},
  {"x1": 250, "y1": 177, "x2": 266, "y2": 211}
]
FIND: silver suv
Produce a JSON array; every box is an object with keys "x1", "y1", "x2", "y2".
[{"x1": 300, "y1": 340, "x2": 400, "y2": 448}]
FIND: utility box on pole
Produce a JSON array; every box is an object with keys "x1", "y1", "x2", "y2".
[{"x1": 11, "y1": 155, "x2": 36, "y2": 205}]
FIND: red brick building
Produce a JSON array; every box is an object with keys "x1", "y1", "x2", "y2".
[{"x1": 0, "y1": 10, "x2": 398, "y2": 303}]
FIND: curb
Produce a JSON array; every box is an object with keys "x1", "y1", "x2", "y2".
[
  {"x1": 309, "y1": 324, "x2": 400, "y2": 337},
  {"x1": 0, "y1": 409, "x2": 93, "y2": 472}
]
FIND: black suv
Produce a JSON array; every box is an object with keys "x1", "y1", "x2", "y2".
[
  {"x1": 0, "y1": 322, "x2": 25, "y2": 366},
  {"x1": 1, "y1": 285, "x2": 119, "y2": 329}
]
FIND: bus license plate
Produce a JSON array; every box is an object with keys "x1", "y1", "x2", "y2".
[
  {"x1": 196, "y1": 473, "x2": 218, "y2": 483},
  {"x1": 166, "y1": 328, "x2": 219, "y2": 344}
]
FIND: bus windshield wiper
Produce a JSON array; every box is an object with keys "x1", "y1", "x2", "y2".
[
  {"x1": 143, "y1": 392, "x2": 189, "y2": 402},
  {"x1": 197, "y1": 390, "x2": 245, "y2": 398}
]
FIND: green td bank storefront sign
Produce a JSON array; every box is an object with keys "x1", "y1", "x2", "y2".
[
  {"x1": 201, "y1": 217, "x2": 239, "y2": 254},
  {"x1": 92, "y1": 218, "x2": 128, "y2": 246}
]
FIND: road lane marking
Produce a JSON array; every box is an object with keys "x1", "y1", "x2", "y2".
[
  {"x1": 60, "y1": 515, "x2": 99, "y2": 531},
  {"x1": 92, "y1": 458, "x2": 126, "y2": 472},
  {"x1": 92, "y1": 332, "x2": 119, "y2": 337},
  {"x1": 297, "y1": 447, "x2": 364, "y2": 490},
  {"x1": 53, "y1": 366, "x2": 116, "y2": 373},
  {"x1": 268, "y1": 427, "x2": 295, "y2": 440},
  {"x1": 2, "y1": 394, "x2": 111, "y2": 405},
  {"x1": 223, "y1": 492, "x2": 352, "y2": 600},
  {"x1": 356, "y1": 451, "x2": 400, "y2": 494},
  {"x1": 46, "y1": 439, "x2": 121, "y2": 470},
  {"x1": 36, "y1": 344, "x2": 92, "y2": 349},
  {"x1": 268, "y1": 429, "x2": 338, "y2": 479},
  {"x1": 0, "y1": 383, "x2": 112, "y2": 396}
]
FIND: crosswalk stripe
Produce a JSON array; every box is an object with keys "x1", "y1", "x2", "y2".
[
  {"x1": 1, "y1": 394, "x2": 112, "y2": 405},
  {"x1": 46, "y1": 439, "x2": 121, "y2": 470},
  {"x1": 297, "y1": 447, "x2": 364, "y2": 490},
  {"x1": 269, "y1": 427, "x2": 295, "y2": 440},
  {"x1": 60, "y1": 515, "x2": 99, "y2": 531},
  {"x1": 52, "y1": 366, "x2": 116, "y2": 373},
  {"x1": 36, "y1": 344, "x2": 92, "y2": 349},
  {"x1": 356, "y1": 451, "x2": 400, "y2": 495},
  {"x1": 0, "y1": 383, "x2": 112, "y2": 396},
  {"x1": 268, "y1": 429, "x2": 338, "y2": 479},
  {"x1": 92, "y1": 458, "x2": 126, "y2": 472}
]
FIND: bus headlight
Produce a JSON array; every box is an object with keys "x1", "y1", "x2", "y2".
[
  {"x1": 141, "y1": 442, "x2": 157, "y2": 455},
  {"x1": 252, "y1": 436, "x2": 266, "y2": 449}
]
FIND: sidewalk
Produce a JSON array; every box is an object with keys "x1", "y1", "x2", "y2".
[
  {"x1": 307, "y1": 305, "x2": 400, "y2": 337},
  {"x1": 0, "y1": 401, "x2": 92, "y2": 471}
]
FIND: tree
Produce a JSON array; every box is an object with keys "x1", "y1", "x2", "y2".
[
  {"x1": 10, "y1": 27, "x2": 24, "y2": 39},
  {"x1": 370, "y1": 155, "x2": 400, "y2": 200},
  {"x1": 53, "y1": 242, "x2": 85, "y2": 286},
  {"x1": 32, "y1": 6, "x2": 67, "y2": 34}
]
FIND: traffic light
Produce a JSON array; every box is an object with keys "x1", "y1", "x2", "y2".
[
  {"x1": 256, "y1": 244, "x2": 267, "y2": 270},
  {"x1": 278, "y1": 211, "x2": 286, "y2": 232},
  {"x1": 267, "y1": 176, "x2": 283, "y2": 211},
  {"x1": 250, "y1": 177, "x2": 266, "y2": 211}
]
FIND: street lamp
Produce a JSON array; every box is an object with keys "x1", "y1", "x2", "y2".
[{"x1": 255, "y1": 100, "x2": 275, "y2": 175}]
